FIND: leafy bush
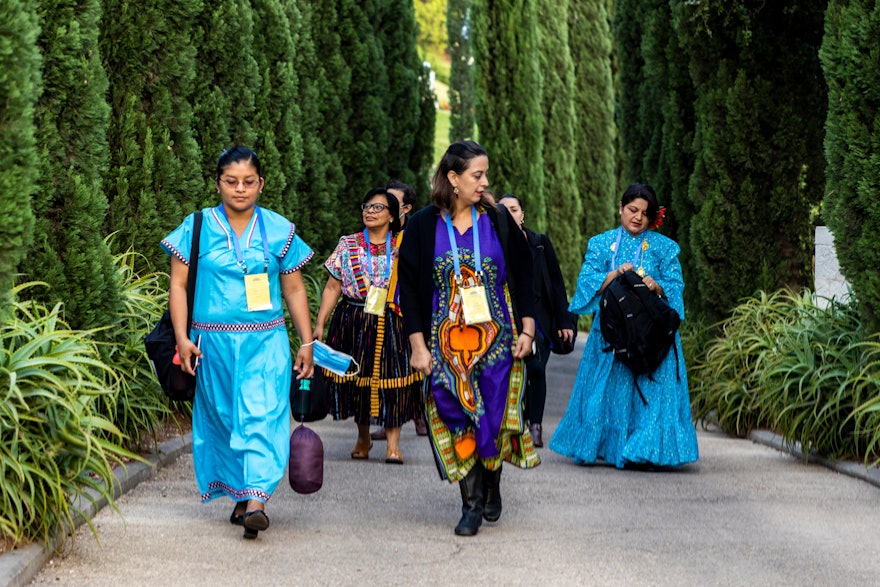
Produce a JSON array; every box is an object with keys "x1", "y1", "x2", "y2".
[
  {"x1": 0, "y1": 285, "x2": 135, "y2": 547},
  {"x1": 95, "y1": 249, "x2": 182, "y2": 451},
  {"x1": 689, "y1": 289, "x2": 880, "y2": 463}
]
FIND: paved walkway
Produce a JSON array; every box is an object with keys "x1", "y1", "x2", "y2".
[{"x1": 6, "y1": 339, "x2": 880, "y2": 586}]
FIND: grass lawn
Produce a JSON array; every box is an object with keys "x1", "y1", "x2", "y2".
[{"x1": 434, "y1": 81, "x2": 451, "y2": 164}]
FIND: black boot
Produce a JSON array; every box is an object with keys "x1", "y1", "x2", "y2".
[
  {"x1": 482, "y1": 464, "x2": 502, "y2": 522},
  {"x1": 454, "y1": 466, "x2": 484, "y2": 536}
]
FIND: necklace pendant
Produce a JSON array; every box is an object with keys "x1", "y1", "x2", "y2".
[{"x1": 637, "y1": 267, "x2": 646, "y2": 277}]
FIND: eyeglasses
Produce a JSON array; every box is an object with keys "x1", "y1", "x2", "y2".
[
  {"x1": 219, "y1": 177, "x2": 260, "y2": 189},
  {"x1": 361, "y1": 203, "x2": 388, "y2": 212}
]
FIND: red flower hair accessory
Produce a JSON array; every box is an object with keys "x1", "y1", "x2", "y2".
[{"x1": 648, "y1": 206, "x2": 666, "y2": 230}]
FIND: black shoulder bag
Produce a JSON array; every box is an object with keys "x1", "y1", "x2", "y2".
[{"x1": 145, "y1": 211, "x2": 204, "y2": 402}]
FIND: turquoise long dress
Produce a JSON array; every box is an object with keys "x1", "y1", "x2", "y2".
[
  {"x1": 162, "y1": 206, "x2": 313, "y2": 504},
  {"x1": 548, "y1": 227, "x2": 699, "y2": 468}
]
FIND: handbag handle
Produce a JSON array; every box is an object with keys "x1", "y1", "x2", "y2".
[{"x1": 185, "y1": 211, "x2": 204, "y2": 339}]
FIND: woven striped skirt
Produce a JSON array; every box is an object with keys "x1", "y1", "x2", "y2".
[{"x1": 324, "y1": 298, "x2": 422, "y2": 427}]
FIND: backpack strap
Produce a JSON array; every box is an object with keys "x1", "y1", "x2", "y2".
[{"x1": 185, "y1": 211, "x2": 203, "y2": 339}]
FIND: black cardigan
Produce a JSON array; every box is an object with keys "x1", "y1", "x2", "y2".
[
  {"x1": 398, "y1": 204, "x2": 535, "y2": 339},
  {"x1": 526, "y1": 228, "x2": 574, "y2": 336}
]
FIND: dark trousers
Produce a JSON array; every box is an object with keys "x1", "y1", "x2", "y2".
[{"x1": 524, "y1": 332, "x2": 551, "y2": 425}]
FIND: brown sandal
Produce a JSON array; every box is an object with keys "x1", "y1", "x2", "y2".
[
  {"x1": 385, "y1": 449, "x2": 404, "y2": 465},
  {"x1": 351, "y1": 440, "x2": 373, "y2": 460}
]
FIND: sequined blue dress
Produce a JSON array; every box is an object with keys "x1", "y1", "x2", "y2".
[
  {"x1": 549, "y1": 228, "x2": 699, "y2": 468},
  {"x1": 162, "y1": 206, "x2": 313, "y2": 504}
]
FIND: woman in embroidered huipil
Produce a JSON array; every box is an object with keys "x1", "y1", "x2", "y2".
[
  {"x1": 313, "y1": 188, "x2": 422, "y2": 465},
  {"x1": 398, "y1": 141, "x2": 540, "y2": 537},
  {"x1": 163, "y1": 146, "x2": 314, "y2": 540},
  {"x1": 549, "y1": 183, "x2": 699, "y2": 469}
]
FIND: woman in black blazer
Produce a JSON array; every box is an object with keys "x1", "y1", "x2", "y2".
[{"x1": 498, "y1": 195, "x2": 575, "y2": 447}]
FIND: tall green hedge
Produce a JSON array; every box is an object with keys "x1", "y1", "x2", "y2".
[
  {"x1": 251, "y1": 0, "x2": 303, "y2": 219},
  {"x1": 569, "y1": 0, "x2": 618, "y2": 241},
  {"x1": 0, "y1": 0, "x2": 40, "y2": 309},
  {"x1": 101, "y1": 0, "x2": 204, "y2": 269},
  {"x1": 536, "y1": 0, "x2": 581, "y2": 289},
  {"x1": 290, "y1": 0, "x2": 343, "y2": 254},
  {"x1": 615, "y1": 0, "x2": 696, "y2": 302},
  {"x1": 472, "y1": 0, "x2": 546, "y2": 230},
  {"x1": 192, "y1": 0, "x2": 259, "y2": 201},
  {"x1": 673, "y1": 1, "x2": 827, "y2": 320},
  {"x1": 21, "y1": 0, "x2": 120, "y2": 331},
  {"x1": 821, "y1": 0, "x2": 880, "y2": 333},
  {"x1": 447, "y1": 0, "x2": 475, "y2": 142}
]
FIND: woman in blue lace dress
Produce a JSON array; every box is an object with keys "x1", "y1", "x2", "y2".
[{"x1": 549, "y1": 183, "x2": 698, "y2": 468}]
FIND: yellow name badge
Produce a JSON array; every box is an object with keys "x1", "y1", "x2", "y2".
[
  {"x1": 244, "y1": 273, "x2": 273, "y2": 312},
  {"x1": 461, "y1": 285, "x2": 491, "y2": 325},
  {"x1": 364, "y1": 285, "x2": 388, "y2": 316}
]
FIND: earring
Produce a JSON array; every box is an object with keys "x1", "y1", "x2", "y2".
[{"x1": 453, "y1": 187, "x2": 459, "y2": 195}]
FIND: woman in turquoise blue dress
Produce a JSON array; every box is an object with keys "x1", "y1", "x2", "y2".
[
  {"x1": 162, "y1": 146, "x2": 314, "y2": 539},
  {"x1": 549, "y1": 183, "x2": 698, "y2": 468}
]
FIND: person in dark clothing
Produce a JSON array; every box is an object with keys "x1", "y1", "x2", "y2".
[{"x1": 497, "y1": 194, "x2": 574, "y2": 447}]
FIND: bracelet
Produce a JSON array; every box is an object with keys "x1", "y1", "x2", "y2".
[{"x1": 521, "y1": 331, "x2": 534, "y2": 339}]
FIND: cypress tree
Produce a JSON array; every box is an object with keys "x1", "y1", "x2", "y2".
[
  {"x1": 192, "y1": 0, "x2": 259, "y2": 201},
  {"x1": 447, "y1": 0, "x2": 475, "y2": 142},
  {"x1": 821, "y1": 0, "x2": 880, "y2": 333},
  {"x1": 330, "y1": 0, "x2": 389, "y2": 232},
  {"x1": 21, "y1": 0, "x2": 120, "y2": 330},
  {"x1": 291, "y1": 0, "x2": 344, "y2": 254},
  {"x1": 615, "y1": 0, "x2": 696, "y2": 302},
  {"x1": 472, "y1": 0, "x2": 546, "y2": 230},
  {"x1": 101, "y1": 0, "x2": 204, "y2": 270},
  {"x1": 569, "y1": 0, "x2": 618, "y2": 239},
  {"x1": 308, "y1": 0, "x2": 389, "y2": 234},
  {"x1": 377, "y1": 0, "x2": 422, "y2": 188},
  {"x1": 536, "y1": 0, "x2": 581, "y2": 289},
  {"x1": 673, "y1": 1, "x2": 827, "y2": 320},
  {"x1": 0, "y1": 0, "x2": 40, "y2": 306},
  {"x1": 411, "y1": 60, "x2": 438, "y2": 203},
  {"x1": 251, "y1": 0, "x2": 302, "y2": 219}
]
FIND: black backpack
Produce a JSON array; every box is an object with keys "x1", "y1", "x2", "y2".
[{"x1": 599, "y1": 271, "x2": 681, "y2": 404}]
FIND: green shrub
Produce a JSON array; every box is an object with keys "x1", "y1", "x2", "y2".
[
  {"x1": 689, "y1": 289, "x2": 879, "y2": 462},
  {"x1": 0, "y1": 284, "x2": 135, "y2": 548},
  {"x1": 95, "y1": 248, "x2": 180, "y2": 451}
]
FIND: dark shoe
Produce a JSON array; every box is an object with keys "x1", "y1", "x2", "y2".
[
  {"x1": 414, "y1": 414, "x2": 429, "y2": 436},
  {"x1": 242, "y1": 510, "x2": 269, "y2": 539},
  {"x1": 230, "y1": 503, "x2": 247, "y2": 526},
  {"x1": 454, "y1": 466, "x2": 484, "y2": 536},
  {"x1": 370, "y1": 427, "x2": 387, "y2": 441},
  {"x1": 529, "y1": 423, "x2": 543, "y2": 448},
  {"x1": 482, "y1": 464, "x2": 502, "y2": 522}
]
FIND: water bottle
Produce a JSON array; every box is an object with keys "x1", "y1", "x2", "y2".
[{"x1": 295, "y1": 378, "x2": 311, "y2": 421}]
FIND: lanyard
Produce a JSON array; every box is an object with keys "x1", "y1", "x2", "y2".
[
  {"x1": 362, "y1": 228, "x2": 392, "y2": 284},
  {"x1": 610, "y1": 226, "x2": 647, "y2": 271},
  {"x1": 444, "y1": 206, "x2": 482, "y2": 281},
  {"x1": 218, "y1": 205, "x2": 270, "y2": 274}
]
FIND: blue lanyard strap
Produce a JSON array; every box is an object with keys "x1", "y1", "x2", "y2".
[
  {"x1": 444, "y1": 206, "x2": 482, "y2": 281},
  {"x1": 610, "y1": 226, "x2": 647, "y2": 271},
  {"x1": 362, "y1": 228, "x2": 392, "y2": 283},
  {"x1": 218, "y1": 205, "x2": 270, "y2": 274}
]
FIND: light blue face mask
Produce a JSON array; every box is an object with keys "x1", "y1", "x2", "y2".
[{"x1": 307, "y1": 340, "x2": 359, "y2": 378}]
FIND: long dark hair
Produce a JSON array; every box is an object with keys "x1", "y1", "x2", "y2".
[{"x1": 430, "y1": 140, "x2": 495, "y2": 213}]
